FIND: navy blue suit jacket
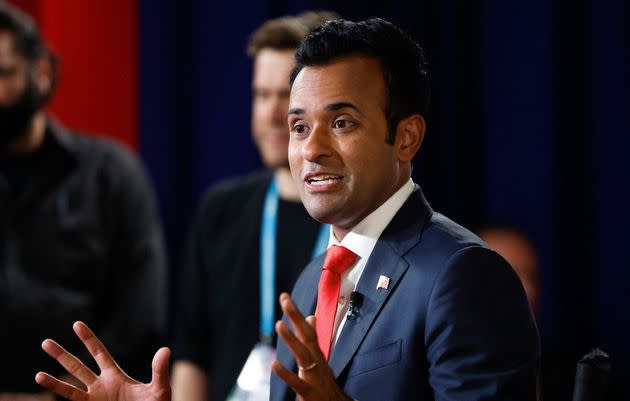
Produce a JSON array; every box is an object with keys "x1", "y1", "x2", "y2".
[{"x1": 271, "y1": 186, "x2": 540, "y2": 401}]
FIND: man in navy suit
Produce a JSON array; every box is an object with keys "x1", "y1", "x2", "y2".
[
  {"x1": 34, "y1": 17, "x2": 539, "y2": 401},
  {"x1": 268, "y1": 18, "x2": 540, "y2": 401}
]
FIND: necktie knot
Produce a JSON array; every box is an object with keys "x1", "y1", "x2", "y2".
[{"x1": 322, "y1": 245, "x2": 357, "y2": 274}]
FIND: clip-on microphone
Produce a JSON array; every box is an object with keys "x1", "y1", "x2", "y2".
[{"x1": 346, "y1": 291, "x2": 363, "y2": 320}]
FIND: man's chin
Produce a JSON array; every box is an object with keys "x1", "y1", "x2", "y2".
[{"x1": 302, "y1": 201, "x2": 342, "y2": 224}]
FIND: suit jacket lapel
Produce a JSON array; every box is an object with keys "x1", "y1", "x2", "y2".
[
  {"x1": 293, "y1": 255, "x2": 322, "y2": 316},
  {"x1": 328, "y1": 185, "x2": 432, "y2": 378}
]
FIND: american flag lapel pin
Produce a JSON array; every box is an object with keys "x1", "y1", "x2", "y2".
[{"x1": 376, "y1": 275, "x2": 390, "y2": 290}]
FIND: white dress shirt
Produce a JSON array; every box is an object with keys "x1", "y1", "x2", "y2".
[{"x1": 325, "y1": 178, "x2": 415, "y2": 352}]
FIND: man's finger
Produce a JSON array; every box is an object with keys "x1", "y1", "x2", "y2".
[
  {"x1": 41, "y1": 339, "x2": 98, "y2": 386},
  {"x1": 276, "y1": 320, "x2": 317, "y2": 372},
  {"x1": 279, "y1": 293, "x2": 318, "y2": 346},
  {"x1": 34, "y1": 372, "x2": 88, "y2": 401},
  {"x1": 151, "y1": 347, "x2": 171, "y2": 389},
  {"x1": 271, "y1": 359, "x2": 310, "y2": 396},
  {"x1": 72, "y1": 321, "x2": 118, "y2": 372},
  {"x1": 305, "y1": 315, "x2": 316, "y2": 328},
  {"x1": 302, "y1": 315, "x2": 326, "y2": 360}
]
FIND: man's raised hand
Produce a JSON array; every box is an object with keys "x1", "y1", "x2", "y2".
[
  {"x1": 35, "y1": 321, "x2": 171, "y2": 401},
  {"x1": 272, "y1": 293, "x2": 352, "y2": 401}
]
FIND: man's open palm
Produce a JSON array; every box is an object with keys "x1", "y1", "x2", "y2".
[{"x1": 35, "y1": 321, "x2": 171, "y2": 401}]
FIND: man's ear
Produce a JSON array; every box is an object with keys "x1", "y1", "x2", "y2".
[
  {"x1": 32, "y1": 55, "x2": 53, "y2": 96},
  {"x1": 395, "y1": 114, "x2": 425, "y2": 162}
]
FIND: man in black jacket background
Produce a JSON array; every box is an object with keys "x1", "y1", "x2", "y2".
[{"x1": 0, "y1": 3, "x2": 166, "y2": 398}]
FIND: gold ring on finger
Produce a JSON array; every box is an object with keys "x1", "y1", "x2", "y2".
[{"x1": 298, "y1": 362, "x2": 317, "y2": 371}]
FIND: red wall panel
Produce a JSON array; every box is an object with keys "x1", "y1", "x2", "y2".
[{"x1": 8, "y1": 0, "x2": 138, "y2": 150}]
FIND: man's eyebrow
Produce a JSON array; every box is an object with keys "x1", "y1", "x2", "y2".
[
  {"x1": 325, "y1": 102, "x2": 360, "y2": 112},
  {"x1": 288, "y1": 102, "x2": 360, "y2": 116},
  {"x1": 288, "y1": 107, "x2": 304, "y2": 116}
]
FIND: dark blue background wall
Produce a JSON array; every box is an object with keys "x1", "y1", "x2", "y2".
[{"x1": 139, "y1": 0, "x2": 629, "y2": 398}]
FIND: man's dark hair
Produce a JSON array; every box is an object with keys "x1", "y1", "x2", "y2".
[
  {"x1": 290, "y1": 18, "x2": 430, "y2": 143},
  {"x1": 0, "y1": 1, "x2": 59, "y2": 97}
]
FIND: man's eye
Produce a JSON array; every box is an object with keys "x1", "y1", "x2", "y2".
[
  {"x1": 292, "y1": 124, "x2": 306, "y2": 133},
  {"x1": 333, "y1": 120, "x2": 351, "y2": 129}
]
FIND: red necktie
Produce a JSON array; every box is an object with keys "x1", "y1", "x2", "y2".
[{"x1": 315, "y1": 245, "x2": 357, "y2": 361}]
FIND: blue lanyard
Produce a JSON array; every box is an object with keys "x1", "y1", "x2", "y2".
[{"x1": 260, "y1": 179, "x2": 329, "y2": 341}]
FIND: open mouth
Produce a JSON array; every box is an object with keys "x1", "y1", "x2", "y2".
[{"x1": 306, "y1": 175, "x2": 343, "y2": 186}]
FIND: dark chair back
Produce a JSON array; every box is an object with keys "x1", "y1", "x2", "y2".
[{"x1": 572, "y1": 348, "x2": 611, "y2": 401}]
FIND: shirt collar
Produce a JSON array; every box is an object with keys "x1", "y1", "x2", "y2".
[{"x1": 328, "y1": 178, "x2": 415, "y2": 260}]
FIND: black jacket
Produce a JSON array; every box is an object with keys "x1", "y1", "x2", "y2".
[{"x1": 0, "y1": 120, "x2": 166, "y2": 392}]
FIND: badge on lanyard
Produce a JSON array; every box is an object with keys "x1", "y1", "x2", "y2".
[
  {"x1": 226, "y1": 178, "x2": 328, "y2": 401},
  {"x1": 225, "y1": 343, "x2": 276, "y2": 401}
]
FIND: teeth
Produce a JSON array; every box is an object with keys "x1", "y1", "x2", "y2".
[
  {"x1": 307, "y1": 175, "x2": 342, "y2": 185},
  {"x1": 311, "y1": 179, "x2": 338, "y2": 186}
]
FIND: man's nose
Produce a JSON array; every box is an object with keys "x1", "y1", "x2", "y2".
[{"x1": 301, "y1": 125, "x2": 333, "y2": 162}]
